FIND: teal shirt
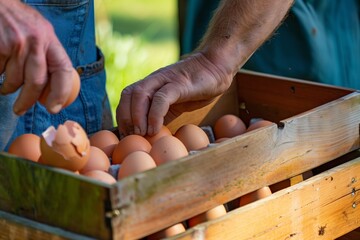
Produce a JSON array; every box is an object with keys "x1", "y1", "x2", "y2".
[{"x1": 179, "y1": 0, "x2": 360, "y2": 89}]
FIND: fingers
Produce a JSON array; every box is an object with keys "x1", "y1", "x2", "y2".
[
  {"x1": 0, "y1": 2, "x2": 73, "y2": 115},
  {"x1": 1, "y1": 50, "x2": 25, "y2": 95},
  {"x1": 117, "y1": 82, "x2": 155, "y2": 137},
  {"x1": 147, "y1": 84, "x2": 180, "y2": 135},
  {"x1": 44, "y1": 40, "x2": 73, "y2": 114},
  {"x1": 116, "y1": 86, "x2": 135, "y2": 135},
  {"x1": 13, "y1": 44, "x2": 47, "y2": 115},
  {"x1": 117, "y1": 77, "x2": 181, "y2": 137},
  {"x1": 130, "y1": 86, "x2": 151, "y2": 135},
  {"x1": 117, "y1": 83, "x2": 153, "y2": 136}
]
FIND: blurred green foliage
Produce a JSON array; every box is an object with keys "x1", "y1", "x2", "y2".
[{"x1": 94, "y1": 0, "x2": 179, "y2": 124}]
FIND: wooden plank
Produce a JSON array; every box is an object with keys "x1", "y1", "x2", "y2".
[
  {"x1": 236, "y1": 70, "x2": 354, "y2": 125},
  {"x1": 166, "y1": 70, "x2": 353, "y2": 133},
  {"x1": 173, "y1": 156, "x2": 360, "y2": 240},
  {"x1": 110, "y1": 91, "x2": 360, "y2": 239},
  {"x1": 0, "y1": 210, "x2": 95, "y2": 240},
  {"x1": 0, "y1": 153, "x2": 112, "y2": 239}
]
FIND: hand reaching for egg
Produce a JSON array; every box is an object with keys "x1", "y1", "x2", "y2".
[{"x1": 38, "y1": 67, "x2": 80, "y2": 113}]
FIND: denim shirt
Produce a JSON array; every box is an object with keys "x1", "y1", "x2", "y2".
[
  {"x1": 180, "y1": 0, "x2": 360, "y2": 88},
  {"x1": 0, "y1": 0, "x2": 113, "y2": 150}
]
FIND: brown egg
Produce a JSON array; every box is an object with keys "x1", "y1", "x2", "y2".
[
  {"x1": 117, "y1": 151, "x2": 157, "y2": 179},
  {"x1": 8, "y1": 133, "x2": 41, "y2": 162},
  {"x1": 239, "y1": 186, "x2": 272, "y2": 207},
  {"x1": 83, "y1": 170, "x2": 116, "y2": 184},
  {"x1": 174, "y1": 124, "x2": 210, "y2": 151},
  {"x1": 112, "y1": 135, "x2": 151, "y2": 165},
  {"x1": 40, "y1": 120, "x2": 90, "y2": 171},
  {"x1": 150, "y1": 135, "x2": 188, "y2": 166},
  {"x1": 246, "y1": 119, "x2": 273, "y2": 132},
  {"x1": 188, "y1": 204, "x2": 227, "y2": 227},
  {"x1": 39, "y1": 68, "x2": 80, "y2": 108},
  {"x1": 79, "y1": 146, "x2": 110, "y2": 174},
  {"x1": 214, "y1": 137, "x2": 230, "y2": 143},
  {"x1": 147, "y1": 223, "x2": 186, "y2": 240},
  {"x1": 145, "y1": 125, "x2": 172, "y2": 145},
  {"x1": 213, "y1": 114, "x2": 246, "y2": 139},
  {"x1": 89, "y1": 130, "x2": 119, "y2": 157}
]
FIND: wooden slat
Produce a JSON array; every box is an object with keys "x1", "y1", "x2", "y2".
[
  {"x1": 166, "y1": 70, "x2": 353, "y2": 133},
  {"x1": 110, "y1": 91, "x2": 360, "y2": 239},
  {"x1": 236, "y1": 70, "x2": 354, "y2": 125},
  {"x1": 173, "y1": 157, "x2": 360, "y2": 240},
  {"x1": 0, "y1": 210, "x2": 94, "y2": 240},
  {"x1": 0, "y1": 153, "x2": 112, "y2": 239}
]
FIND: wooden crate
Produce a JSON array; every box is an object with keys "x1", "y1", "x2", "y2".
[{"x1": 0, "y1": 70, "x2": 359, "y2": 239}]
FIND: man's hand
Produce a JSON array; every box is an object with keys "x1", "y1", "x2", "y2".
[
  {"x1": 0, "y1": 0, "x2": 74, "y2": 115},
  {"x1": 116, "y1": 52, "x2": 233, "y2": 137}
]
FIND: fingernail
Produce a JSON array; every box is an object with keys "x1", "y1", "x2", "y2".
[
  {"x1": 134, "y1": 126, "x2": 141, "y2": 135},
  {"x1": 49, "y1": 104, "x2": 62, "y2": 113}
]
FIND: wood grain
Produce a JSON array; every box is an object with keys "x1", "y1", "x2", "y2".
[
  {"x1": 172, "y1": 157, "x2": 360, "y2": 240},
  {"x1": 0, "y1": 153, "x2": 112, "y2": 239},
  {"x1": 0, "y1": 210, "x2": 94, "y2": 240}
]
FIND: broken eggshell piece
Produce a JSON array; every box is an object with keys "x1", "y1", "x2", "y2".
[{"x1": 40, "y1": 120, "x2": 90, "y2": 171}]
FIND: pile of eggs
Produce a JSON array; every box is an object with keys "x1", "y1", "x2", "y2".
[
  {"x1": 6, "y1": 114, "x2": 275, "y2": 238},
  {"x1": 6, "y1": 120, "x2": 213, "y2": 184}
]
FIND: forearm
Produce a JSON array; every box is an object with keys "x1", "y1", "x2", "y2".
[{"x1": 197, "y1": 0, "x2": 294, "y2": 77}]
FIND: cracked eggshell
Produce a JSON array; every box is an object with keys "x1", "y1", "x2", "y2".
[{"x1": 40, "y1": 120, "x2": 90, "y2": 171}]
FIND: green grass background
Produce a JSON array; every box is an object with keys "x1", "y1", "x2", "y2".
[{"x1": 94, "y1": 0, "x2": 179, "y2": 124}]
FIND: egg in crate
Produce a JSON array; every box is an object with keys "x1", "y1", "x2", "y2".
[
  {"x1": 213, "y1": 114, "x2": 246, "y2": 139},
  {"x1": 89, "y1": 130, "x2": 119, "y2": 157},
  {"x1": 145, "y1": 125, "x2": 172, "y2": 145},
  {"x1": 79, "y1": 146, "x2": 111, "y2": 174},
  {"x1": 8, "y1": 133, "x2": 41, "y2": 162},
  {"x1": 112, "y1": 135, "x2": 151, "y2": 165},
  {"x1": 150, "y1": 135, "x2": 188, "y2": 165},
  {"x1": 238, "y1": 186, "x2": 272, "y2": 207},
  {"x1": 83, "y1": 170, "x2": 116, "y2": 184},
  {"x1": 188, "y1": 204, "x2": 227, "y2": 227},
  {"x1": 147, "y1": 222, "x2": 186, "y2": 239},
  {"x1": 117, "y1": 151, "x2": 157, "y2": 180},
  {"x1": 174, "y1": 124, "x2": 210, "y2": 151},
  {"x1": 246, "y1": 118, "x2": 274, "y2": 132}
]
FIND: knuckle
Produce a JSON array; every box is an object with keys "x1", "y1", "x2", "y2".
[
  {"x1": 10, "y1": 31, "x2": 26, "y2": 51},
  {"x1": 120, "y1": 85, "x2": 135, "y2": 97},
  {"x1": 152, "y1": 90, "x2": 168, "y2": 103},
  {"x1": 132, "y1": 84, "x2": 147, "y2": 97},
  {"x1": 28, "y1": 80, "x2": 46, "y2": 94}
]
